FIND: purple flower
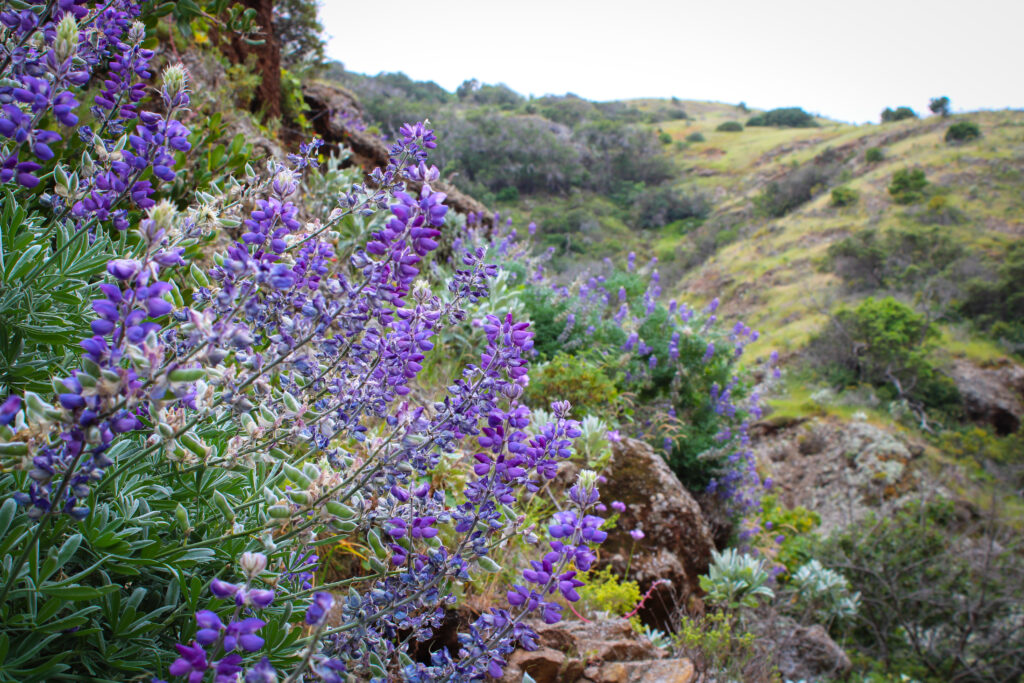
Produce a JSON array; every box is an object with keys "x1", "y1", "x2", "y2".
[
  {"x1": 630, "y1": 529, "x2": 645, "y2": 541},
  {"x1": 305, "y1": 591, "x2": 334, "y2": 626}
]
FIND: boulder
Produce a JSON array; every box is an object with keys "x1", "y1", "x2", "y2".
[
  {"x1": 499, "y1": 619, "x2": 694, "y2": 683},
  {"x1": 599, "y1": 438, "x2": 715, "y2": 628},
  {"x1": 775, "y1": 624, "x2": 852, "y2": 681},
  {"x1": 949, "y1": 358, "x2": 1024, "y2": 435}
]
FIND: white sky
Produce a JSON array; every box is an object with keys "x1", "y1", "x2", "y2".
[{"x1": 321, "y1": 0, "x2": 1022, "y2": 124}]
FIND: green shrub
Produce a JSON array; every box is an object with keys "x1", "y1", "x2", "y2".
[
  {"x1": 865, "y1": 147, "x2": 884, "y2": 163},
  {"x1": 676, "y1": 612, "x2": 770, "y2": 682},
  {"x1": 700, "y1": 549, "x2": 775, "y2": 610},
  {"x1": 658, "y1": 131, "x2": 673, "y2": 144},
  {"x1": 747, "y1": 107, "x2": 818, "y2": 128},
  {"x1": 524, "y1": 351, "x2": 620, "y2": 420},
  {"x1": 716, "y1": 121, "x2": 743, "y2": 132},
  {"x1": 888, "y1": 168, "x2": 929, "y2": 204},
  {"x1": 495, "y1": 185, "x2": 520, "y2": 202},
  {"x1": 809, "y1": 296, "x2": 959, "y2": 410},
  {"x1": 959, "y1": 240, "x2": 1024, "y2": 352},
  {"x1": 755, "y1": 158, "x2": 839, "y2": 217},
  {"x1": 831, "y1": 186, "x2": 859, "y2": 207},
  {"x1": 685, "y1": 131, "x2": 706, "y2": 143},
  {"x1": 819, "y1": 501, "x2": 1024, "y2": 681},
  {"x1": 945, "y1": 120, "x2": 981, "y2": 143},
  {"x1": 633, "y1": 184, "x2": 710, "y2": 229},
  {"x1": 577, "y1": 567, "x2": 642, "y2": 622},
  {"x1": 880, "y1": 106, "x2": 918, "y2": 123}
]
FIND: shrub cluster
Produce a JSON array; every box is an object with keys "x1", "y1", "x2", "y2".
[
  {"x1": 888, "y1": 167, "x2": 929, "y2": 204},
  {"x1": 746, "y1": 107, "x2": 818, "y2": 128},
  {"x1": 945, "y1": 120, "x2": 981, "y2": 143},
  {"x1": 880, "y1": 106, "x2": 918, "y2": 123},
  {"x1": 716, "y1": 121, "x2": 743, "y2": 132}
]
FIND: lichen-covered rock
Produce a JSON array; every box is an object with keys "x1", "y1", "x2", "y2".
[
  {"x1": 751, "y1": 416, "x2": 938, "y2": 535},
  {"x1": 599, "y1": 438, "x2": 715, "y2": 627},
  {"x1": 949, "y1": 358, "x2": 1024, "y2": 435}
]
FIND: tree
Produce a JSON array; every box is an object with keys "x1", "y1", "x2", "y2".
[
  {"x1": 273, "y1": 0, "x2": 325, "y2": 71},
  {"x1": 929, "y1": 96, "x2": 951, "y2": 117},
  {"x1": 880, "y1": 106, "x2": 918, "y2": 123}
]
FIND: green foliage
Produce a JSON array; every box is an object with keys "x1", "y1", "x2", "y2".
[
  {"x1": 928, "y1": 96, "x2": 951, "y2": 117},
  {"x1": 524, "y1": 352, "x2": 620, "y2": 421},
  {"x1": 819, "y1": 501, "x2": 1024, "y2": 681},
  {"x1": 658, "y1": 131, "x2": 673, "y2": 144},
  {"x1": 788, "y1": 559, "x2": 860, "y2": 625},
  {"x1": 831, "y1": 185, "x2": 859, "y2": 207},
  {"x1": 633, "y1": 184, "x2": 710, "y2": 229},
  {"x1": 755, "y1": 155, "x2": 840, "y2": 217},
  {"x1": 272, "y1": 0, "x2": 325, "y2": 70},
  {"x1": 750, "y1": 495, "x2": 820, "y2": 573},
  {"x1": 888, "y1": 168, "x2": 929, "y2": 204},
  {"x1": 685, "y1": 131, "x2": 706, "y2": 143},
  {"x1": 700, "y1": 549, "x2": 775, "y2": 610},
  {"x1": 865, "y1": 146, "x2": 884, "y2": 163},
  {"x1": 811, "y1": 297, "x2": 959, "y2": 409},
  {"x1": 945, "y1": 120, "x2": 981, "y2": 143},
  {"x1": 576, "y1": 566, "x2": 642, "y2": 620},
  {"x1": 716, "y1": 121, "x2": 744, "y2": 132},
  {"x1": 746, "y1": 107, "x2": 818, "y2": 128},
  {"x1": 826, "y1": 226, "x2": 963, "y2": 296},
  {"x1": 280, "y1": 68, "x2": 311, "y2": 127},
  {"x1": 880, "y1": 106, "x2": 918, "y2": 123},
  {"x1": 675, "y1": 611, "x2": 768, "y2": 681},
  {"x1": 0, "y1": 192, "x2": 121, "y2": 393},
  {"x1": 959, "y1": 240, "x2": 1024, "y2": 347}
]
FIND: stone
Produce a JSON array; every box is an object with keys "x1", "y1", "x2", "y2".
[
  {"x1": 621, "y1": 659, "x2": 695, "y2": 683},
  {"x1": 502, "y1": 647, "x2": 566, "y2": 683},
  {"x1": 949, "y1": 358, "x2": 1024, "y2": 435},
  {"x1": 775, "y1": 624, "x2": 852, "y2": 681},
  {"x1": 598, "y1": 438, "x2": 715, "y2": 627}
]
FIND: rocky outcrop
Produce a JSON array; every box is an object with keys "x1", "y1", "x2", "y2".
[
  {"x1": 499, "y1": 619, "x2": 694, "y2": 683},
  {"x1": 598, "y1": 438, "x2": 715, "y2": 628},
  {"x1": 775, "y1": 624, "x2": 852, "y2": 681},
  {"x1": 302, "y1": 81, "x2": 493, "y2": 226},
  {"x1": 949, "y1": 358, "x2": 1024, "y2": 435},
  {"x1": 751, "y1": 416, "x2": 935, "y2": 535}
]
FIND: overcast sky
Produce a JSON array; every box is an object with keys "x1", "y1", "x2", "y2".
[{"x1": 321, "y1": 0, "x2": 1021, "y2": 124}]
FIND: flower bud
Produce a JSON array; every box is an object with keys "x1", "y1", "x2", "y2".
[
  {"x1": 54, "y1": 14, "x2": 79, "y2": 63},
  {"x1": 161, "y1": 63, "x2": 189, "y2": 106},
  {"x1": 127, "y1": 20, "x2": 146, "y2": 45},
  {"x1": 239, "y1": 551, "x2": 268, "y2": 579}
]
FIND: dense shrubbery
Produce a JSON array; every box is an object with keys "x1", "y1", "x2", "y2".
[
  {"x1": 716, "y1": 121, "x2": 743, "y2": 132},
  {"x1": 880, "y1": 106, "x2": 918, "y2": 123},
  {"x1": 959, "y1": 239, "x2": 1024, "y2": 347},
  {"x1": 945, "y1": 120, "x2": 981, "y2": 143},
  {"x1": 746, "y1": 107, "x2": 818, "y2": 128},
  {"x1": 827, "y1": 226, "x2": 963, "y2": 295},
  {"x1": 865, "y1": 146, "x2": 884, "y2": 163},
  {"x1": 929, "y1": 96, "x2": 951, "y2": 117},
  {"x1": 830, "y1": 186, "x2": 859, "y2": 207},
  {"x1": 519, "y1": 263, "x2": 774, "y2": 499},
  {"x1": 754, "y1": 152, "x2": 843, "y2": 217},
  {"x1": 819, "y1": 501, "x2": 1024, "y2": 682},
  {"x1": 809, "y1": 297, "x2": 959, "y2": 411},
  {"x1": 633, "y1": 184, "x2": 710, "y2": 229},
  {"x1": 888, "y1": 167, "x2": 929, "y2": 204},
  {"x1": 685, "y1": 131, "x2": 705, "y2": 143}
]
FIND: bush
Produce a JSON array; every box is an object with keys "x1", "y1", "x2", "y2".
[
  {"x1": 746, "y1": 107, "x2": 818, "y2": 128},
  {"x1": 959, "y1": 240, "x2": 1024, "y2": 347},
  {"x1": 700, "y1": 549, "x2": 775, "y2": 610},
  {"x1": 685, "y1": 131, "x2": 706, "y2": 143},
  {"x1": 716, "y1": 121, "x2": 743, "y2": 132},
  {"x1": 633, "y1": 184, "x2": 710, "y2": 229},
  {"x1": 809, "y1": 297, "x2": 959, "y2": 410},
  {"x1": 831, "y1": 186, "x2": 860, "y2": 207},
  {"x1": 865, "y1": 146, "x2": 884, "y2": 163},
  {"x1": 880, "y1": 106, "x2": 918, "y2": 122},
  {"x1": 524, "y1": 352, "x2": 620, "y2": 420},
  {"x1": 945, "y1": 120, "x2": 981, "y2": 143},
  {"x1": 675, "y1": 612, "x2": 772, "y2": 682},
  {"x1": 819, "y1": 502, "x2": 1024, "y2": 681},
  {"x1": 658, "y1": 131, "x2": 673, "y2": 144},
  {"x1": 888, "y1": 168, "x2": 929, "y2": 204},
  {"x1": 754, "y1": 152, "x2": 842, "y2": 217},
  {"x1": 827, "y1": 226, "x2": 963, "y2": 294}
]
